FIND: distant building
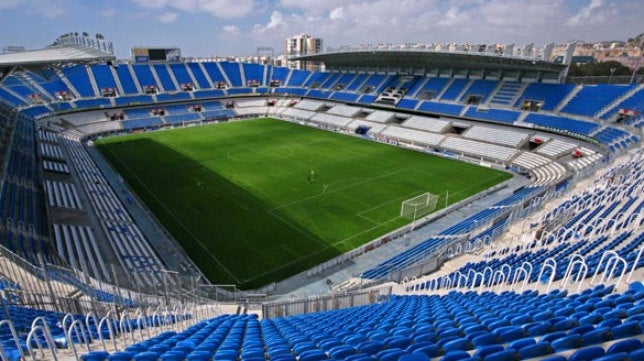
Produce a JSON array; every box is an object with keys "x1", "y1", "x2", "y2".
[{"x1": 285, "y1": 33, "x2": 323, "y2": 71}]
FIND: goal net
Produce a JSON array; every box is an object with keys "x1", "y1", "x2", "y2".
[{"x1": 401, "y1": 192, "x2": 439, "y2": 219}]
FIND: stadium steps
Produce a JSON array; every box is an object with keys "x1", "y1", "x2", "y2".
[
  {"x1": 85, "y1": 67, "x2": 102, "y2": 97},
  {"x1": 554, "y1": 84, "x2": 582, "y2": 112},
  {"x1": 55, "y1": 69, "x2": 81, "y2": 99},
  {"x1": 14, "y1": 72, "x2": 55, "y2": 102},
  {"x1": 124, "y1": 64, "x2": 144, "y2": 93},
  {"x1": 216, "y1": 62, "x2": 233, "y2": 86},
  {"x1": 163, "y1": 63, "x2": 182, "y2": 91},
  {"x1": 455, "y1": 79, "x2": 474, "y2": 102},
  {"x1": 1, "y1": 86, "x2": 29, "y2": 106},
  {"x1": 194, "y1": 63, "x2": 216, "y2": 88},
  {"x1": 345, "y1": 73, "x2": 366, "y2": 91},
  {"x1": 108, "y1": 65, "x2": 125, "y2": 95},
  {"x1": 181, "y1": 63, "x2": 202, "y2": 89},
  {"x1": 262, "y1": 64, "x2": 269, "y2": 86},
  {"x1": 409, "y1": 76, "x2": 431, "y2": 98},
  {"x1": 148, "y1": 65, "x2": 166, "y2": 92},
  {"x1": 596, "y1": 83, "x2": 644, "y2": 119},
  {"x1": 238, "y1": 62, "x2": 247, "y2": 86},
  {"x1": 484, "y1": 80, "x2": 506, "y2": 106},
  {"x1": 459, "y1": 105, "x2": 470, "y2": 117},
  {"x1": 282, "y1": 69, "x2": 294, "y2": 86},
  {"x1": 435, "y1": 78, "x2": 455, "y2": 100}
]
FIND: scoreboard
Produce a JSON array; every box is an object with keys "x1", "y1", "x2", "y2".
[{"x1": 131, "y1": 47, "x2": 182, "y2": 63}]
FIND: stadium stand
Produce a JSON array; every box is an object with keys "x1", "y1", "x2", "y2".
[{"x1": 0, "y1": 48, "x2": 643, "y2": 361}]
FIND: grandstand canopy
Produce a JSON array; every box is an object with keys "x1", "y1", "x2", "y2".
[
  {"x1": 0, "y1": 44, "x2": 115, "y2": 84},
  {"x1": 296, "y1": 50, "x2": 567, "y2": 81}
]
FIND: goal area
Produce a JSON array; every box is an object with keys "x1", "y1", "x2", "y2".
[{"x1": 401, "y1": 192, "x2": 439, "y2": 219}]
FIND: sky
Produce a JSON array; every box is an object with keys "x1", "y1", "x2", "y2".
[{"x1": 0, "y1": 0, "x2": 642, "y2": 59}]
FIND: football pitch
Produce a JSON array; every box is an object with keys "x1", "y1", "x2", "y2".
[{"x1": 95, "y1": 118, "x2": 511, "y2": 288}]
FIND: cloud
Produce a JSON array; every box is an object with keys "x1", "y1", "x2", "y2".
[
  {"x1": 567, "y1": 0, "x2": 603, "y2": 26},
  {"x1": 157, "y1": 11, "x2": 178, "y2": 23},
  {"x1": 222, "y1": 25, "x2": 241, "y2": 37},
  {"x1": 101, "y1": 8, "x2": 116, "y2": 18},
  {"x1": 329, "y1": 7, "x2": 343, "y2": 20},
  {"x1": 132, "y1": 0, "x2": 255, "y2": 18},
  {"x1": 253, "y1": 11, "x2": 287, "y2": 34}
]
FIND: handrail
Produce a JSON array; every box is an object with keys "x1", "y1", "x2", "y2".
[
  {"x1": 61, "y1": 313, "x2": 75, "y2": 339},
  {"x1": 562, "y1": 259, "x2": 588, "y2": 292},
  {"x1": 627, "y1": 247, "x2": 643, "y2": 283},
  {"x1": 491, "y1": 270, "x2": 505, "y2": 292},
  {"x1": 66, "y1": 319, "x2": 91, "y2": 361},
  {"x1": 26, "y1": 325, "x2": 58, "y2": 361},
  {"x1": 0, "y1": 320, "x2": 24, "y2": 360},
  {"x1": 85, "y1": 312, "x2": 99, "y2": 343},
  {"x1": 590, "y1": 250, "x2": 620, "y2": 285},
  {"x1": 97, "y1": 313, "x2": 118, "y2": 352},
  {"x1": 535, "y1": 258, "x2": 557, "y2": 293},
  {"x1": 561, "y1": 254, "x2": 585, "y2": 287},
  {"x1": 119, "y1": 311, "x2": 135, "y2": 346},
  {"x1": 597, "y1": 252, "x2": 628, "y2": 289}
]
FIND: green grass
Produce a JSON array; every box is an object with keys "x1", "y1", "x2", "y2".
[{"x1": 96, "y1": 118, "x2": 511, "y2": 288}]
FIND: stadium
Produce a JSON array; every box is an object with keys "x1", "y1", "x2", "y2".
[{"x1": 0, "y1": 28, "x2": 643, "y2": 361}]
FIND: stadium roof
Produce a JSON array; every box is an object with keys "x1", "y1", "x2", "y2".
[
  {"x1": 296, "y1": 50, "x2": 567, "y2": 79},
  {"x1": 0, "y1": 43, "x2": 115, "y2": 84},
  {"x1": 0, "y1": 44, "x2": 115, "y2": 67}
]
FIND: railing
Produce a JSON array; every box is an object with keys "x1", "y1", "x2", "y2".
[{"x1": 261, "y1": 286, "x2": 392, "y2": 319}]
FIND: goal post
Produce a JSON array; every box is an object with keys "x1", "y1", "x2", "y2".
[{"x1": 401, "y1": 192, "x2": 439, "y2": 219}]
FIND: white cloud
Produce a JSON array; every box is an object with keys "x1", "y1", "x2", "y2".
[
  {"x1": 253, "y1": 11, "x2": 287, "y2": 34},
  {"x1": 157, "y1": 11, "x2": 178, "y2": 23},
  {"x1": 329, "y1": 7, "x2": 344, "y2": 20},
  {"x1": 222, "y1": 25, "x2": 241, "y2": 37},
  {"x1": 567, "y1": 0, "x2": 603, "y2": 26},
  {"x1": 133, "y1": 0, "x2": 256, "y2": 18},
  {"x1": 101, "y1": 8, "x2": 116, "y2": 19}
]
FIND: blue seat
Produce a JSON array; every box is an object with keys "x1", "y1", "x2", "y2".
[
  {"x1": 328, "y1": 345, "x2": 355, "y2": 359},
  {"x1": 440, "y1": 350, "x2": 470, "y2": 361},
  {"x1": 607, "y1": 338, "x2": 642, "y2": 354},
  {"x1": 471, "y1": 333, "x2": 499, "y2": 347},
  {"x1": 518, "y1": 342, "x2": 554, "y2": 359},
  {"x1": 539, "y1": 357, "x2": 567, "y2": 361},
  {"x1": 386, "y1": 336, "x2": 412, "y2": 349},
  {"x1": 398, "y1": 353, "x2": 430, "y2": 361},
  {"x1": 377, "y1": 349, "x2": 406, "y2": 361},
  {"x1": 412, "y1": 345, "x2": 442, "y2": 358},
  {"x1": 357, "y1": 341, "x2": 384, "y2": 355},
  {"x1": 630, "y1": 348, "x2": 644, "y2": 361},
  {"x1": 82, "y1": 351, "x2": 110, "y2": 361},
  {"x1": 160, "y1": 351, "x2": 187, "y2": 361},
  {"x1": 482, "y1": 349, "x2": 518, "y2": 361},
  {"x1": 507, "y1": 337, "x2": 535, "y2": 351},
  {"x1": 472, "y1": 345, "x2": 503, "y2": 359},
  {"x1": 569, "y1": 346, "x2": 606, "y2": 361},
  {"x1": 540, "y1": 332, "x2": 567, "y2": 343},
  {"x1": 108, "y1": 351, "x2": 136, "y2": 361},
  {"x1": 582, "y1": 327, "x2": 612, "y2": 345},
  {"x1": 591, "y1": 353, "x2": 630, "y2": 361},
  {"x1": 134, "y1": 352, "x2": 162, "y2": 361},
  {"x1": 442, "y1": 338, "x2": 472, "y2": 352},
  {"x1": 298, "y1": 349, "x2": 327, "y2": 361},
  {"x1": 551, "y1": 334, "x2": 583, "y2": 351},
  {"x1": 186, "y1": 351, "x2": 212, "y2": 361},
  {"x1": 611, "y1": 321, "x2": 642, "y2": 339}
]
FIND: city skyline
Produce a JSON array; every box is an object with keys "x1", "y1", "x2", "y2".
[{"x1": 0, "y1": 0, "x2": 642, "y2": 59}]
